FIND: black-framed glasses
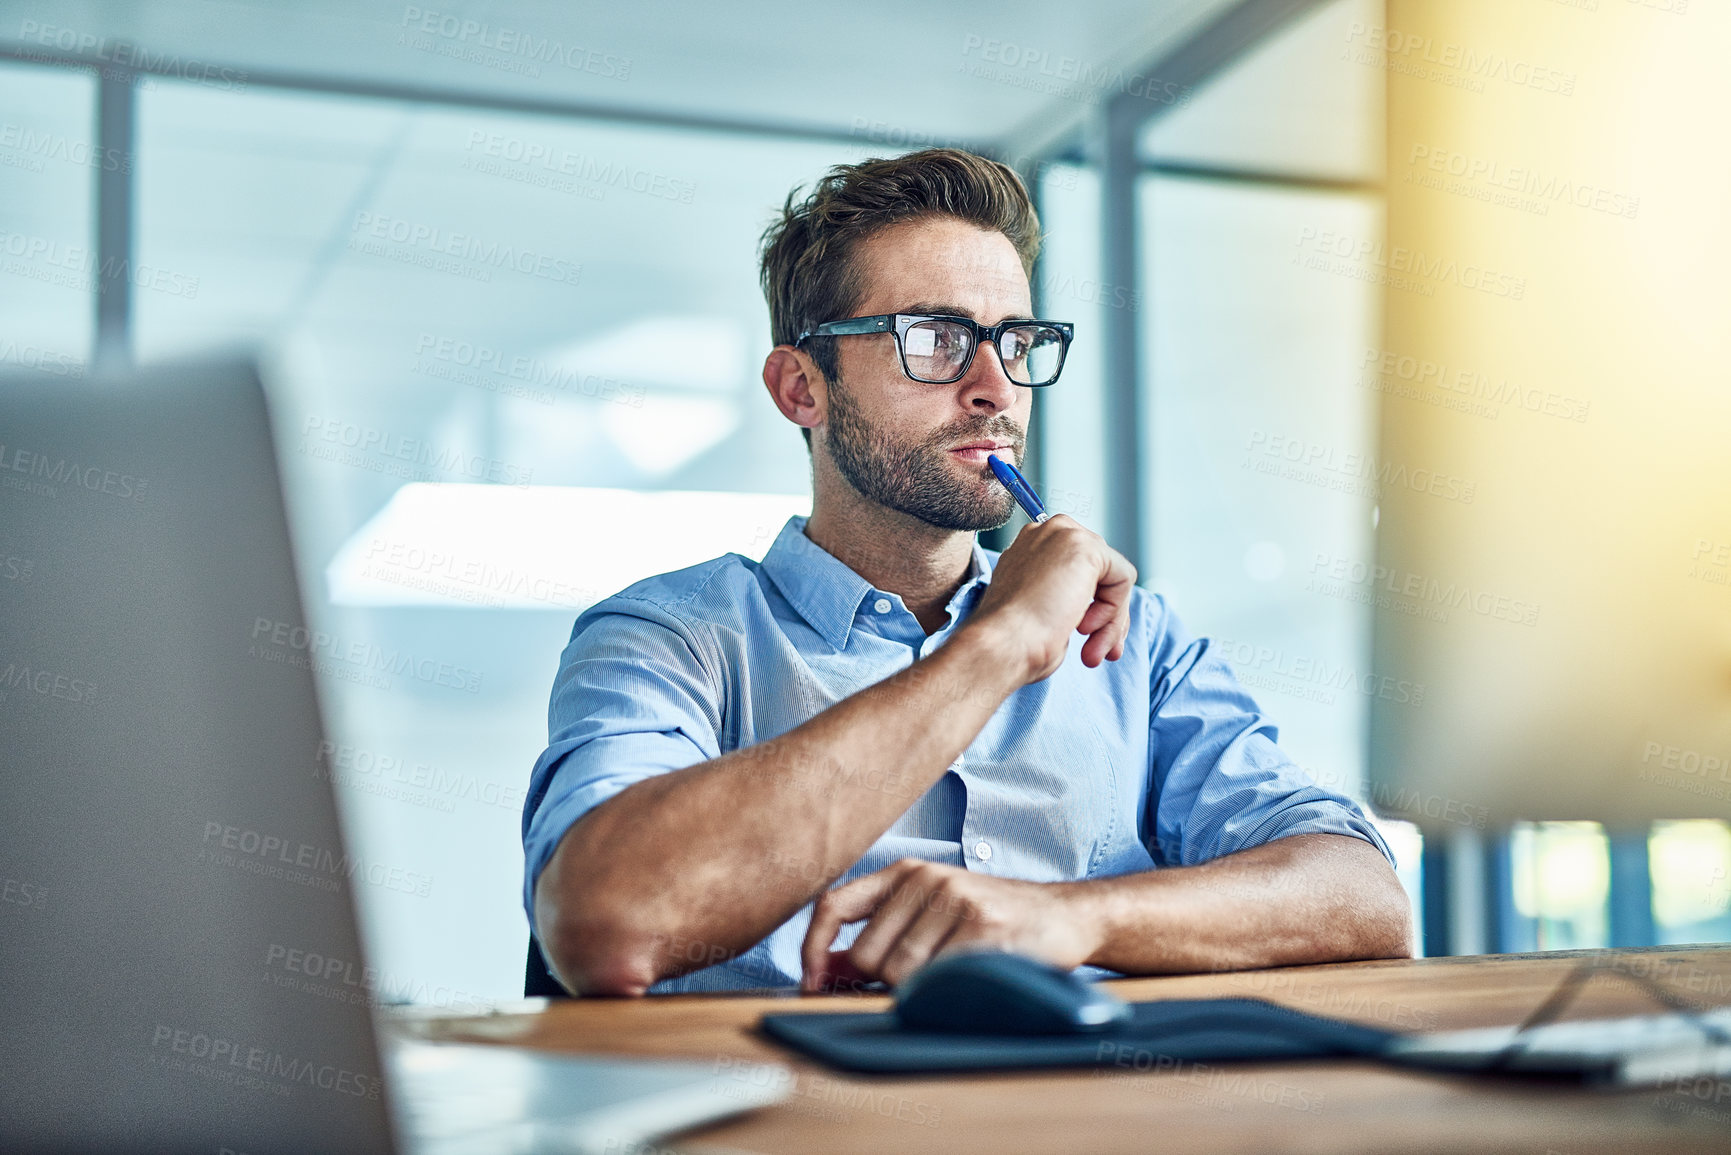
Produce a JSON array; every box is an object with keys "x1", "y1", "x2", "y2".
[{"x1": 795, "y1": 313, "x2": 1073, "y2": 387}]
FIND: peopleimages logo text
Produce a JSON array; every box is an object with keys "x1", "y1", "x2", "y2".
[
  {"x1": 0, "y1": 229, "x2": 199, "y2": 299},
  {"x1": 399, "y1": 7, "x2": 630, "y2": 79},
  {"x1": 1308, "y1": 552, "x2": 1541, "y2": 627},
  {"x1": 15, "y1": 20, "x2": 249, "y2": 89},
  {"x1": 1213, "y1": 636, "x2": 1426, "y2": 706},
  {"x1": 249, "y1": 616, "x2": 485, "y2": 694},
  {"x1": 348, "y1": 212, "x2": 581, "y2": 286},
  {"x1": 0, "y1": 439, "x2": 147, "y2": 499},
  {"x1": 1294, "y1": 228, "x2": 1525, "y2": 300},
  {"x1": 299, "y1": 415, "x2": 533, "y2": 487},
  {"x1": 0, "y1": 122, "x2": 131, "y2": 173},
  {"x1": 199, "y1": 820, "x2": 434, "y2": 898},
  {"x1": 960, "y1": 35, "x2": 1192, "y2": 106},
  {"x1": 148, "y1": 1023, "x2": 381, "y2": 1099}
]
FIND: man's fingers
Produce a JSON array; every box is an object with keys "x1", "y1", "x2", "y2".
[
  {"x1": 1080, "y1": 602, "x2": 1132, "y2": 667},
  {"x1": 1076, "y1": 595, "x2": 1117, "y2": 636},
  {"x1": 1099, "y1": 546, "x2": 1138, "y2": 598},
  {"x1": 1076, "y1": 545, "x2": 1136, "y2": 666},
  {"x1": 875, "y1": 898, "x2": 966, "y2": 987},
  {"x1": 799, "y1": 864, "x2": 908, "y2": 991},
  {"x1": 815, "y1": 949, "x2": 875, "y2": 995},
  {"x1": 801, "y1": 876, "x2": 888, "y2": 989},
  {"x1": 1077, "y1": 571, "x2": 1133, "y2": 667},
  {"x1": 844, "y1": 874, "x2": 932, "y2": 977}
]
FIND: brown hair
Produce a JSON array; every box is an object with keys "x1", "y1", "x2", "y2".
[{"x1": 758, "y1": 149, "x2": 1042, "y2": 447}]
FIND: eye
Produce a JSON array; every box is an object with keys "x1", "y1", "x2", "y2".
[{"x1": 932, "y1": 324, "x2": 970, "y2": 352}]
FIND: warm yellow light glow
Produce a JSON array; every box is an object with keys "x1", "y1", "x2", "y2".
[
  {"x1": 1511, "y1": 821, "x2": 1609, "y2": 921},
  {"x1": 1369, "y1": 1, "x2": 1731, "y2": 827},
  {"x1": 1649, "y1": 819, "x2": 1731, "y2": 927}
]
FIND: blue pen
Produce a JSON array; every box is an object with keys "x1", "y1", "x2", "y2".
[{"x1": 986, "y1": 453, "x2": 1050, "y2": 525}]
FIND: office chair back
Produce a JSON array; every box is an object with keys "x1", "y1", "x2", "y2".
[{"x1": 526, "y1": 937, "x2": 572, "y2": 998}]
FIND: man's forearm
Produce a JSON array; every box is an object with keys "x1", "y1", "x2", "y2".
[
  {"x1": 1072, "y1": 834, "x2": 1413, "y2": 975},
  {"x1": 535, "y1": 621, "x2": 1028, "y2": 995}
]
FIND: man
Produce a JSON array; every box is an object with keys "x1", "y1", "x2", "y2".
[{"x1": 523, "y1": 148, "x2": 1412, "y2": 997}]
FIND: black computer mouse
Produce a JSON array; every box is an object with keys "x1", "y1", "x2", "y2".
[{"x1": 893, "y1": 949, "x2": 1133, "y2": 1035}]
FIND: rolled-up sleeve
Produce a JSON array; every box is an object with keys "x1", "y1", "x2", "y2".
[
  {"x1": 1143, "y1": 598, "x2": 1394, "y2": 870},
  {"x1": 521, "y1": 596, "x2": 723, "y2": 925}
]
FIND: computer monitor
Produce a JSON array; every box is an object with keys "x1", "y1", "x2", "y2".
[{"x1": 0, "y1": 357, "x2": 787, "y2": 1154}]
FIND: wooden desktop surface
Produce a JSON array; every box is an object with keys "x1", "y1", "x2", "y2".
[{"x1": 394, "y1": 945, "x2": 1731, "y2": 1154}]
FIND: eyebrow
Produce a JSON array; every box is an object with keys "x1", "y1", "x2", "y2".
[{"x1": 899, "y1": 302, "x2": 1037, "y2": 324}]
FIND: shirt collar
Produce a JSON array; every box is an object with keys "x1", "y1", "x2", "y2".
[{"x1": 758, "y1": 515, "x2": 996, "y2": 651}]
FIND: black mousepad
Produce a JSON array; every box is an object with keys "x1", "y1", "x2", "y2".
[{"x1": 759, "y1": 997, "x2": 1401, "y2": 1074}]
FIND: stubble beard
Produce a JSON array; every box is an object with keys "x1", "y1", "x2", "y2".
[{"x1": 822, "y1": 375, "x2": 1021, "y2": 532}]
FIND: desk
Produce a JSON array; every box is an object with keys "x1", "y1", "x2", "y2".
[{"x1": 395, "y1": 945, "x2": 1731, "y2": 1154}]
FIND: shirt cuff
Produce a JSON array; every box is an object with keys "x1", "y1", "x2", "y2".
[{"x1": 1239, "y1": 797, "x2": 1398, "y2": 870}]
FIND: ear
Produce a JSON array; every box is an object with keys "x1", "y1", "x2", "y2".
[{"x1": 762, "y1": 345, "x2": 825, "y2": 435}]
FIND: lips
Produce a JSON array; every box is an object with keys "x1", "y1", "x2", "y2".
[{"x1": 947, "y1": 442, "x2": 1012, "y2": 466}]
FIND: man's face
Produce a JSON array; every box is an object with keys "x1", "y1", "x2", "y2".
[{"x1": 818, "y1": 215, "x2": 1035, "y2": 532}]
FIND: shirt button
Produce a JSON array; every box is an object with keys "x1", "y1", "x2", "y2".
[
  {"x1": 973, "y1": 840, "x2": 993, "y2": 862},
  {"x1": 873, "y1": 598, "x2": 892, "y2": 614}
]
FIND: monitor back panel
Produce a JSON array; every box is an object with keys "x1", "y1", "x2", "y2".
[{"x1": 0, "y1": 360, "x2": 396, "y2": 1154}]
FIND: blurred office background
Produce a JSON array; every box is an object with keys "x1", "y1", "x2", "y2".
[{"x1": 2, "y1": 0, "x2": 1726, "y2": 1002}]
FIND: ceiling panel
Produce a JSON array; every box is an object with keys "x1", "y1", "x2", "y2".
[
  {"x1": 1142, "y1": 0, "x2": 1383, "y2": 182},
  {"x1": 0, "y1": 0, "x2": 1239, "y2": 144}
]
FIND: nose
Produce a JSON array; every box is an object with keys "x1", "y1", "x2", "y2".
[{"x1": 959, "y1": 338, "x2": 1021, "y2": 414}]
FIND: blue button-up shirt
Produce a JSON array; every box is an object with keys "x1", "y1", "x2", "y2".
[{"x1": 523, "y1": 515, "x2": 1392, "y2": 993}]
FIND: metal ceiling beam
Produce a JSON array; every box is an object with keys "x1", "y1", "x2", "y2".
[
  {"x1": 994, "y1": 0, "x2": 1337, "y2": 574},
  {"x1": 1143, "y1": 159, "x2": 1380, "y2": 195},
  {"x1": 0, "y1": 41, "x2": 990, "y2": 151},
  {"x1": 1095, "y1": 93, "x2": 1144, "y2": 567},
  {"x1": 993, "y1": 0, "x2": 1337, "y2": 176},
  {"x1": 94, "y1": 67, "x2": 135, "y2": 371}
]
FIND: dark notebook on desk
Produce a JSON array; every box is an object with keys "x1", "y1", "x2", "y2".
[{"x1": 761, "y1": 997, "x2": 1399, "y2": 1074}]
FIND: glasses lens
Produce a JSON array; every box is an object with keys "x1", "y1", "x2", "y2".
[
  {"x1": 902, "y1": 320, "x2": 972, "y2": 382},
  {"x1": 999, "y1": 325, "x2": 1066, "y2": 385}
]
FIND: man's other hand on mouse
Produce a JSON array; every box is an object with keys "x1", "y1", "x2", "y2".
[{"x1": 801, "y1": 859, "x2": 1097, "y2": 992}]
